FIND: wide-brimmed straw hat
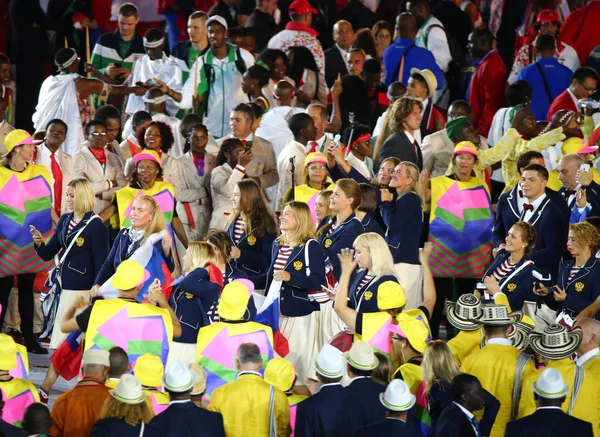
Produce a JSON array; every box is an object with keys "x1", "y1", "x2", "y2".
[
  {"x1": 469, "y1": 304, "x2": 522, "y2": 326},
  {"x1": 529, "y1": 324, "x2": 582, "y2": 360},
  {"x1": 445, "y1": 294, "x2": 483, "y2": 331}
]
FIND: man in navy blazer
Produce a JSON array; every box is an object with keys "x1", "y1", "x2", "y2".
[
  {"x1": 379, "y1": 97, "x2": 424, "y2": 170},
  {"x1": 356, "y1": 379, "x2": 421, "y2": 437},
  {"x1": 505, "y1": 368, "x2": 593, "y2": 437},
  {"x1": 295, "y1": 345, "x2": 346, "y2": 437},
  {"x1": 335, "y1": 341, "x2": 386, "y2": 435},
  {"x1": 149, "y1": 361, "x2": 225, "y2": 437},
  {"x1": 558, "y1": 153, "x2": 600, "y2": 220},
  {"x1": 493, "y1": 151, "x2": 569, "y2": 249},
  {"x1": 516, "y1": 164, "x2": 566, "y2": 281},
  {"x1": 431, "y1": 373, "x2": 485, "y2": 437},
  {"x1": 324, "y1": 21, "x2": 353, "y2": 88}
]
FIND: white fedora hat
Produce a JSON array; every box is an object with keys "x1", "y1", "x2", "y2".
[
  {"x1": 110, "y1": 374, "x2": 146, "y2": 405},
  {"x1": 532, "y1": 368, "x2": 569, "y2": 399},
  {"x1": 163, "y1": 360, "x2": 195, "y2": 393},
  {"x1": 315, "y1": 344, "x2": 345, "y2": 379},
  {"x1": 410, "y1": 68, "x2": 438, "y2": 98},
  {"x1": 343, "y1": 340, "x2": 379, "y2": 371},
  {"x1": 379, "y1": 379, "x2": 416, "y2": 412}
]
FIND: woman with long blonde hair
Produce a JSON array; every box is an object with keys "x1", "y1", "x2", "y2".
[
  {"x1": 381, "y1": 161, "x2": 426, "y2": 309},
  {"x1": 226, "y1": 179, "x2": 278, "y2": 289},
  {"x1": 262, "y1": 201, "x2": 326, "y2": 383},
  {"x1": 422, "y1": 340, "x2": 461, "y2": 429},
  {"x1": 91, "y1": 374, "x2": 154, "y2": 436},
  {"x1": 168, "y1": 241, "x2": 222, "y2": 366}
]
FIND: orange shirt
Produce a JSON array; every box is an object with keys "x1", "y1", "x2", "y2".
[{"x1": 50, "y1": 377, "x2": 111, "y2": 437}]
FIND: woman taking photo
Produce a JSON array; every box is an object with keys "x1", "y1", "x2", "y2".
[
  {"x1": 32, "y1": 178, "x2": 109, "y2": 348},
  {"x1": 227, "y1": 179, "x2": 278, "y2": 288},
  {"x1": 381, "y1": 161, "x2": 425, "y2": 309},
  {"x1": 176, "y1": 123, "x2": 215, "y2": 242},
  {"x1": 168, "y1": 241, "x2": 222, "y2": 366},
  {"x1": 262, "y1": 201, "x2": 326, "y2": 383},
  {"x1": 284, "y1": 152, "x2": 335, "y2": 224},
  {"x1": 537, "y1": 222, "x2": 600, "y2": 317},
  {"x1": 287, "y1": 46, "x2": 327, "y2": 107},
  {"x1": 124, "y1": 120, "x2": 182, "y2": 198},
  {"x1": 481, "y1": 222, "x2": 537, "y2": 311},
  {"x1": 209, "y1": 138, "x2": 252, "y2": 232},
  {"x1": 101, "y1": 150, "x2": 188, "y2": 256},
  {"x1": 0, "y1": 130, "x2": 53, "y2": 354}
]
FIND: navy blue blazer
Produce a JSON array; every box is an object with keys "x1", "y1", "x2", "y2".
[
  {"x1": 265, "y1": 239, "x2": 326, "y2": 317},
  {"x1": 518, "y1": 196, "x2": 566, "y2": 282},
  {"x1": 35, "y1": 212, "x2": 109, "y2": 290},
  {"x1": 336, "y1": 377, "x2": 386, "y2": 435},
  {"x1": 318, "y1": 214, "x2": 365, "y2": 282},
  {"x1": 482, "y1": 249, "x2": 536, "y2": 310},
  {"x1": 556, "y1": 256, "x2": 600, "y2": 314},
  {"x1": 380, "y1": 191, "x2": 423, "y2": 265},
  {"x1": 361, "y1": 212, "x2": 385, "y2": 237},
  {"x1": 560, "y1": 180, "x2": 600, "y2": 216},
  {"x1": 505, "y1": 408, "x2": 593, "y2": 437},
  {"x1": 149, "y1": 401, "x2": 225, "y2": 437},
  {"x1": 349, "y1": 271, "x2": 399, "y2": 313},
  {"x1": 169, "y1": 268, "x2": 221, "y2": 343},
  {"x1": 226, "y1": 218, "x2": 277, "y2": 289},
  {"x1": 431, "y1": 403, "x2": 477, "y2": 437},
  {"x1": 94, "y1": 228, "x2": 174, "y2": 286},
  {"x1": 90, "y1": 418, "x2": 160, "y2": 437},
  {"x1": 224, "y1": 262, "x2": 257, "y2": 321},
  {"x1": 356, "y1": 418, "x2": 421, "y2": 437},
  {"x1": 493, "y1": 186, "x2": 569, "y2": 248},
  {"x1": 295, "y1": 383, "x2": 346, "y2": 437}
]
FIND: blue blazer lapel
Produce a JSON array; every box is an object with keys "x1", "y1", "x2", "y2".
[
  {"x1": 529, "y1": 197, "x2": 551, "y2": 226},
  {"x1": 507, "y1": 185, "x2": 520, "y2": 219},
  {"x1": 282, "y1": 246, "x2": 304, "y2": 270}
]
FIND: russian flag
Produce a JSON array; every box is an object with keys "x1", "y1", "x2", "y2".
[
  {"x1": 255, "y1": 281, "x2": 289, "y2": 357},
  {"x1": 50, "y1": 330, "x2": 84, "y2": 381}
]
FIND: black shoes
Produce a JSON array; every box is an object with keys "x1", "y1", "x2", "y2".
[{"x1": 26, "y1": 341, "x2": 48, "y2": 355}]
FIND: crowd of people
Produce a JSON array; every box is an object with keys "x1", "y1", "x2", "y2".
[{"x1": 2, "y1": 0, "x2": 600, "y2": 436}]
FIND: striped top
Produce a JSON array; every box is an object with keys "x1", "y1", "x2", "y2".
[
  {"x1": 326, "y1": 223, "x2": 337, "y2": 238},
  {"x1": 233, "y1": 217, "x2": 246, "y2": 244},
  {"x1": 358, "y1": 274, "x2": 374, "y2": 291},
  {"x1": 492, "y1": 258, "x2": 516, "y2": 282},
  {"x1": 274, "y1": 244, "x2": 294, "y2": 271},
  {"x1": 67, "y1": 218, "x2": 78, "y2": 233},
  {"x1": 568, "y1": 265, "x2": 583, "y2": 281}
]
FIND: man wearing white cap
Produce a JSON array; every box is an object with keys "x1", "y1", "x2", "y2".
[
  {"x1": 149, "y1": 360, "x2": 225, "y2": 436},
  {"x1": 505, "y1": 368, "x2": 593, "y2": 436},
  {"x1": 172, "y1": 15, "x2": 255, "y2": 139},
  {"x1": 50, "y1": 349, "x2": 111, "y2": 437},
  {"x1": 295, "y1": 344, "x2": 346, "y2": 437},
  {"x1": 356, "y1": 380, "x2": 420, "y2": 436},
  {"x1": 334, "y1": 341, "x2": 386, "y2": 435}
]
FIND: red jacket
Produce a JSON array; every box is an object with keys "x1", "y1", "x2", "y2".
[
  {"x1": 559, "y1": 0, "x2": 600, "y2": 65},
  {"x1": 468, "y1": 50, "x2": 507, "y2": 137},
  {"x1": 547, "y1": 89, "x2": 579, "y2": 120}
]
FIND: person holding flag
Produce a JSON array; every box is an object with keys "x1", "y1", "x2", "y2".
[{"x1": 258, "y1": 201, "x2": 326, "y2": 384}]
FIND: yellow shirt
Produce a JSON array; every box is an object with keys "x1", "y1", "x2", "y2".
[
  {"x1": 461, "y1": 343, "x2": 535, "y2": 437},
  {"x1": 209, "y1": 373, "x2": 291, "y2": 437}
]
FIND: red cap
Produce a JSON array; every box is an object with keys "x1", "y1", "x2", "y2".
[
  {"x1": 289, "y1": 0, "x2": 318, "y2": 15},
  {"x1": 537, "y1": 9, "x2": 559, "y2": 24}
]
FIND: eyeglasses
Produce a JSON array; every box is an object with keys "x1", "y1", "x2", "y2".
[
  {"x1": 578, "y1": 81, "x2": 596, "y2": 93},
  {"x1": 90, "y1": 132, "x2": 107, "y2": 137}
]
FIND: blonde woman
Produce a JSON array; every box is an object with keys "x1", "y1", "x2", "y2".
[
  {"x1": 32, "y1": 178, "x2": 109, "y2": 348},
  {"x1": 91, "y1": 195, "x2": 174, "y2": 296},
  {"x1": 168, "y1": 241, "x2": 221, "y2": 366},
  {"x1": 381, "y1": 161, "x2": 425, "y2": 309},
  {"x1": 315, "y1": 190, "x2": 333, "y2": 237},
  {"x1": 262, "y1": 201, "x2": 326, "y2": 384},
  {"x1": 422, "y1": 340, "x2": 461, "y2": 430},
  {"x1": 90, "y1": 374, "x2": 154, "y2": 436}
]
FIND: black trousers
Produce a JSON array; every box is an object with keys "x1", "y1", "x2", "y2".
[
  {"x1": 430, "y1": 277, "x2": 478, "y2": 339},
  {"x1": 0, "y1": 274, "x2": 35, "y2": 342}
]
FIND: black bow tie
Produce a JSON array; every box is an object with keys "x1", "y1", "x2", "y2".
[
  {"x1": 564, "y1": 190, "x2": 576, "y2": 197},
  {"x1": 523, "y1": 203, "x2": 534, "y2": 212}
]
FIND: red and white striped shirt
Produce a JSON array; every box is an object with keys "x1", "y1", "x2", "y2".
[
  {"x1": 67, "y1": 218, "x2": 78, "y2": 233},
  {"x1": 492, "y1": 258, "x2": 516, "y2": 282},
  {"x1": 233, "y1": 217, "x2": 245, "y2": 244},
  {"x1": 274, "y1": 244, "x2": 294, "y2": 271},
  {"x1": 568, "y1": 265, "x2": 583, "y2": 281},
  {"x1": 358, "y1": 274, "x2": 374, "y2": 291}
]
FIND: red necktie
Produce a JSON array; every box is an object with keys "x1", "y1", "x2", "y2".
[
  {"x1": 50, "y1": 153, "x2": 63, "y2": 216},
  {"x1": 413, "y1": 140, "x2": 417, "y2": 150},
  {"x1": 523, "y1": 203, "x2": 534, "y2": 212},
  {"x1": 308, "y1": 141, "x2": 319, "y2": 153}
]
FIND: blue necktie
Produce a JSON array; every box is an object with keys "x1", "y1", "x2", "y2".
[{"x1": 470, "y1": 416, "x2": 481, "y2": 437}]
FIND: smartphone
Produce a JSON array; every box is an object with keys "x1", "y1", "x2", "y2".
[
  {"x1": 581, "y1": 163, "x2": 591, "y2": 172},
  {"x1": 476, "y1": 282, "x2": 489, "y2": 300}
]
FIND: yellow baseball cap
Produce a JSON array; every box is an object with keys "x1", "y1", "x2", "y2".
[
  {"x1": 453, "y1": 141, "x2": 478, "y2": 157},
  {"x1": 110, "y1": 260, "x2": 150, "y2": 291},
  {"x1": 395, "y1": 316, "x2": 432, "y2": 354},
  {"x1": 0, "y1": 334, "x2": 17, "y2": 370},
  {"x1": 377, "y1": 281, "x2": 406, "y2": 310},
  {"x1": 133, "y1": 353, "x2": 164, "y2": 388},
  {"x1": 264, "y1": 358, "x2": 295, "y2": 392},
  {"x1": 3, "y1": 129, "x2": 43, "y2": 157},
  {"x1": 218, "y1": 281, "x2": 250, "y2": 321}
]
